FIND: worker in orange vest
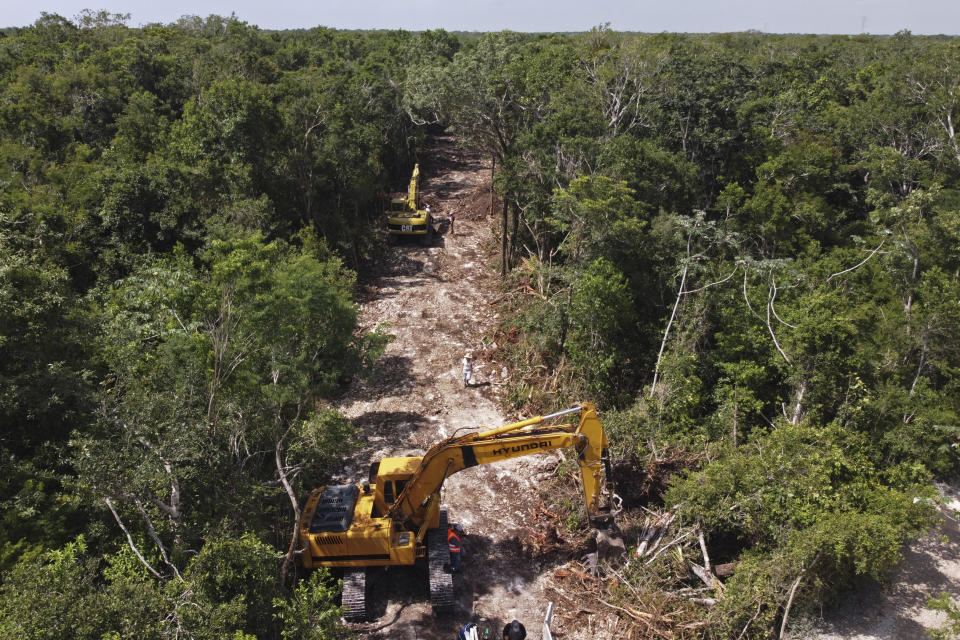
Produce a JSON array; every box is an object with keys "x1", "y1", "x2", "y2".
[{"x1": 447, "y1": 523, "x2": 465, "y2": 573}]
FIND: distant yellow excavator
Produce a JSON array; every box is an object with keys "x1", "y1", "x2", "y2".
[
  {"x1": 386, "y1": 163, "x2": 433, "y2": 246},
  {"x1": 299, "y1": 403, "x2": 618, "y2": 620}
]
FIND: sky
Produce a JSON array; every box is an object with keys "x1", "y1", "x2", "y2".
[{"x1": 3, "y1": 0, "x2": 959, "y2": 35}]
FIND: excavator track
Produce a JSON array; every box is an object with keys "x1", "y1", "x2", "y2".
[
  {"x1": 341, "y1": 567, "x2": 367, "y2": 622},
  {"x1": 428, "y1": 508, "x2": 454, "y2": 614}
]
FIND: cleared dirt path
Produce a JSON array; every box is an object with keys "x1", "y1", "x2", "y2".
[{"x1": 331, "y1": 137, "x2": 567, "y2": 640}]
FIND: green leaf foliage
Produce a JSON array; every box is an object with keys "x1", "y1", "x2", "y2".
[{"x1": 273, "y1": 569, "x2": 347, "y2": 640}]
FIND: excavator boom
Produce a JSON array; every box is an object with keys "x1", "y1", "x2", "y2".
[
  {"x1": 386, "y1": 403, "x2": 614, "y2": 531},
  {"x1": 407, "y1": 163, "x2": 420, "y2": 209}
]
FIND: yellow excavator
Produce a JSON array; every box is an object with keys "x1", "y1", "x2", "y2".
[
  {"x1": 386, "y1": 163, "x2": 433, "y2": 246},
  {"x1": 299, "y1": 403, "x2": 618, "y2": 620}
]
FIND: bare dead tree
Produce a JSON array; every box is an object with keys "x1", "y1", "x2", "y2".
[
  {"x1": 650, "y1": 216, "x2": 740, "y2": 398},
  {"x1": 135, "y1": 497, "x2": 182, "y2": 581},
  {"x1": 105, "y1": 497, "x2": 164, "y2": 580}
]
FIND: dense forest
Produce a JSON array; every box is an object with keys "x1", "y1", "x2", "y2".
[{"x1": 1, "y1": 11, "x2": 958, "y2": 639}]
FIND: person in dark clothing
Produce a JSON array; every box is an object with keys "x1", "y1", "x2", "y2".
[{"x1": 502, "y1": 619, "x2": 526, "y2": 640}]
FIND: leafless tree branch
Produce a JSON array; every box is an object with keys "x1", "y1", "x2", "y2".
[
  {"x1": 134, "y1": 498, "x2": 182, "y2": 580},
  {"x1": 765, "y1": 282, "x2": 792, "y2": 364},
  {"x1": 826, "y1": 237, "x2": 886, "y2": 282},
  {"x1": 769, "y1": 277, "x2": 796, "y2": 329},
  {"x1": 105, "y1": 497, "x2": 163, "y2": 580}
]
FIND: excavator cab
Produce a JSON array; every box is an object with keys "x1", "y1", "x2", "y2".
[
  {"x1": 388, "y1": 197, "x2": 408, "y2": 213},
  {"x1": 371, "y1": 457, "x2": 420, "y2": 517}
]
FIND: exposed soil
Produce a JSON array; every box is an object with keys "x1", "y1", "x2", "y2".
[{"x1": 330, "y1": 136, "x2": 582, "y2": 640}]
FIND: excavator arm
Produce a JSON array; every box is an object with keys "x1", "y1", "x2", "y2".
[
  {"x1": 407, "y1": 163, "x2": 420, "y2": 209},
  {"x1": 387, "y1": 403, "x2": 616, "y2": 535}
]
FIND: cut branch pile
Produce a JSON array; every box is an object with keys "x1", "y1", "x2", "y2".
[
  {"x1": 540, "y1": 508, "x2": 736, "y2": 639},
  {"x1": 633, "y1": 510, "x2": 677, "y2": 560},
  {"x1": 522, "y1": 501, "x2": 571, "y2": 556},
  {"x1": 525, "y1": 443, "x2": 735, "y2": 637},
  {"x1": 548, "y1": 557, "x2": 702, "y2": 640}
]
